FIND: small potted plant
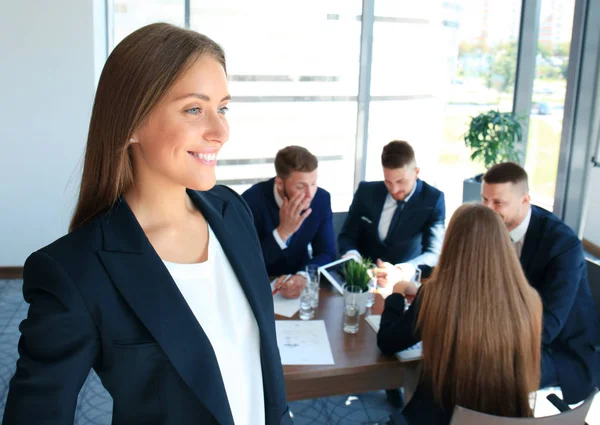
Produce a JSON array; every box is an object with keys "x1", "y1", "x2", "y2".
[
  {"x1": 463, "y1": 110, "x2": 523, "y2": 202},
  {"x1": 342, "y1": 258, "x2": 372, "y2": 315}
]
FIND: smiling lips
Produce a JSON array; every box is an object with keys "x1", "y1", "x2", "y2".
[{"x1": 188, "y1": 151, "x2": 218, "y2": 165}]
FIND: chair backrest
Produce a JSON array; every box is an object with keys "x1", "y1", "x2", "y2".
[
  {"x1": 587, "y1": 259, "x2": 600, "y2": 318},
  {"x1": 449, "y1": 389, "x2": 598, "y2": 425},
  {"x1": 332, "y1": 211, "x2": 348, "y2": 258}
]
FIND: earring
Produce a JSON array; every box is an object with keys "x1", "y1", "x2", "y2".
[{"x1": 129, "y1": 138, "x2": 135, "y2": 144}]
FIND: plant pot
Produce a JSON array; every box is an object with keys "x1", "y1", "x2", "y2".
[
  {"x1": 343, "y1": 283, "x2": 370, "y2": 315},
  {"x1": 463, "y1": 174, "x2": 483, "y2": 203}
]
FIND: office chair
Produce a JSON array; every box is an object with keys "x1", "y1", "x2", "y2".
[{"x1": 448, "y1": 388, "x2": 598, "y2": 425}]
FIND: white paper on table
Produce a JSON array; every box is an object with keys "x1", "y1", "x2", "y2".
[
  {"x1": 270, "y1": 279, "x2": 301, "y2": 318},
  {"x1": 275, "y1": 320, "x2": 335, "y2": 365}
]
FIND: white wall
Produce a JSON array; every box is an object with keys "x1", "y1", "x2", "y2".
[
  {"x1": 0, "y1": 1, "x2": 105, "y2": 266},
  {"x1": 583, "y1": 167, "x2": 600, "y2": 246}
]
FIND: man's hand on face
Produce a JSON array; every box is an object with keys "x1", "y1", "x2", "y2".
[{"x1": 276, "y1": 191, "x2": 312, "y2": 241}]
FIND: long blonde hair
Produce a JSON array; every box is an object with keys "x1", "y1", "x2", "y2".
[
  {"x1": 417, "y1": 203, "x2": 542, "y2": 417},
  {"x1": 70, "y1": 23, "x2": 225, "y2": 232}
]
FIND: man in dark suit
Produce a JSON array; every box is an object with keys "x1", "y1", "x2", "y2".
[
  {"x1": 338, "y1": 140, "x2": 445, "y2": 409},
  {"x1": 338, "y1": 140, "x2": 445, "y2": 285},
  {"x1": 482, "y1": 162, "x2": 600, "y2": 404},
  {"x1": 242, "y1": 146, "x2": 336, "y2": 299}
]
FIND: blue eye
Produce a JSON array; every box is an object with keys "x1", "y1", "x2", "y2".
[
  {"x1": 218, "y1": 106, "x2": 229, "y2": 115},
  {"x1": 186, "y1": 107, "x2": 201, "y2": 115}
]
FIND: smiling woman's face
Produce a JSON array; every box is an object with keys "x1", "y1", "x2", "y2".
[{"x1": 130, "y1": 55, "x2": 230, "y2": 191}]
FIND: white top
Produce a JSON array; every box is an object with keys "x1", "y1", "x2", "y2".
[{"x1": 162, "y1": 226, "x2": 264, "y2": 425}]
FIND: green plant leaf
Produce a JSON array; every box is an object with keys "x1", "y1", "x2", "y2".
[
  {"x1": 342, "y1": 259, "x2": 371, "y2": 292},
  {"x1": 464, "y1": 110, "x2": 523, "y2": 169}
]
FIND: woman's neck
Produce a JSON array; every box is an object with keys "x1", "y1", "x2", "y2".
[{"x1": 124, "y1": 176, "x2": 196, "y2": 230}]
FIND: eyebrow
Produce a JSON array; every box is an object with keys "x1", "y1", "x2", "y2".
[{"x1": 175, "y1": 93, "x2": 231, "y2": 102}]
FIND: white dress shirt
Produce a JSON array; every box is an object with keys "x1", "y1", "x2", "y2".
[
  {"x1": 162, "y1": 226, "x2": 264, "y2": 425},
  {"x1": 509, "y1": 207, "x2": 532, "y2": 258}
]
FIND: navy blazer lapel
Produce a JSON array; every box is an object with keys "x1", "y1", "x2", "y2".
[
  {"x1": 404, "y1": 179, "x2": 423, "y2": 210},
  {"x1": 373, "y1": 182, "x2": 390, "y2": 232},
  {"x1": 261, "y1": 178, "x2": 281, "y2": 229},
  {"x1": 97, "y1": 197, "x2": 235, "y2": 425},
  {"x1": 520, "y1": 206, "x2": 541, "y2": 275}
]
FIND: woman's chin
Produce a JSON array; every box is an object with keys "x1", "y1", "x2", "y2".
[{"x1": 187, "y1": 176, "x2": 217, "y2": 192}]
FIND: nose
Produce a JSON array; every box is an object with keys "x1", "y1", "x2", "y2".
[{"x1": 203, "y1": 109, "x2": 229, "y2": 144}]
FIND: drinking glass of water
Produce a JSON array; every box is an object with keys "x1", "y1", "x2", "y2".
[
  {"x1": 342, "y1": 284, "x2": 361, "y2": 334},
  {"x1": 299, "y1": 285, "x2": 315, "y2": 320},
  {"x1": 305, "y1": 265, "x2": 320, "y2": 308}
]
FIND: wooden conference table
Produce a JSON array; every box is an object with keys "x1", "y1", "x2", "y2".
[{"x1": 277, "y1": 284, "x2": 420, "y2": 401}]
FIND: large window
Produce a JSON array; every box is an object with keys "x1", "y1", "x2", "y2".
[
  {"x1": 367, "y1": 0, "x2": 522, "y2": 217},
  {"x1": 188, "y1": 1, "x2": 362, "y2": 212},
  {"x1": 110, "y1": 0, "x2": 579, "y2": 217},
  {"x1": 113, "y1": 0, "x2": 185, "y2": 46},
  {"x1": 525, "y1": 0, "x2": 575, "y2": 210}
]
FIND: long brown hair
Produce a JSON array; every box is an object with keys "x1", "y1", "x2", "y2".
[
  {"x1": 70, "y1": 23, "x2": 226, "y2": 232},
  {"x1": 417, "y1": 203, "x2": 542, "y2": 417}
]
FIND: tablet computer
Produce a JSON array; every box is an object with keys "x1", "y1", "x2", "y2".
[{"x1": 318, "y1": 256, "x2": 357, "y2": 295}]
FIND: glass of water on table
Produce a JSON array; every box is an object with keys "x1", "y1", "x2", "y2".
[
  {"x1": 305, "y1": 264, "x2": 320, "y2": 308},
  {"x1": 299, "y1": 284, "x2": 315, "y2": 320},
  {"x1": 342, "y1": 284, "x2": 361, "y2": 334}
]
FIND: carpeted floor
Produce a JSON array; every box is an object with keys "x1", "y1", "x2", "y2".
[{"x1": 0, "y1": 279, "x2": 395, "y2": 424}]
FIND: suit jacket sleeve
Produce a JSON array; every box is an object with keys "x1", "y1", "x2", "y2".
[
  {"x1": 241, "y1": 189, "x2": 289, "y2": 270},
  {"x1": 377, "y1": 292, "x2": 422, "y2": 354},
  {"x1": 337, "y1": 183, "x2": 365, "y2": 256},
  {"x1": 539, "y1": 237, "x2": 585, "y2": 345},
  {"x1": 257, "y1": 223, "x2": 295, "y2": 270},
  {"x1": 406, "y1": 192, "x2": 445, "y2": 270},
  {"x1": 3, "y1": 252, "x2": 99, "y2": 425},
  {"x1": 307, "y1": 192, "x2": 336, "y2": 267}
]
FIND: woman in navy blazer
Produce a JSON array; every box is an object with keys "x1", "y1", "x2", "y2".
[
  {"x1": 377, "y1": 204, "x2": 542, "y2": 425},
  {"x1": 3, "y1": 24, "x2": 291, "y2": 425}
]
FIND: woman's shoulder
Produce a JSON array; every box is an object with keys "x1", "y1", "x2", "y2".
[
  {"x1": 35, "y1": 217, "x2": 103, "y2": 265},
  {"x1": 22, "y1": 217, "x2": 104, "y2": 297},
  {"x1": 204, "y1": 185, "x2": 253, "y2": 218},
  {"x1": 398, "y1": 385, "x2": 452, "y2": 425}
]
